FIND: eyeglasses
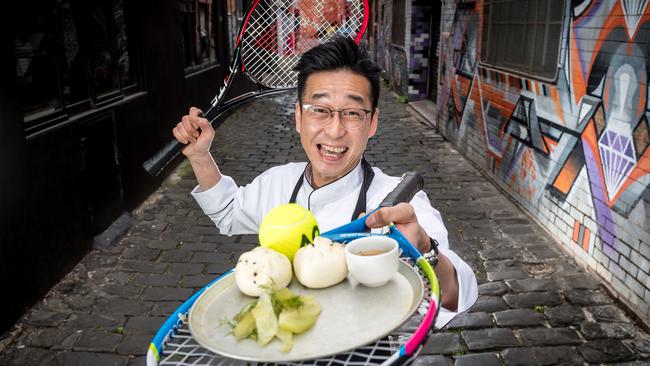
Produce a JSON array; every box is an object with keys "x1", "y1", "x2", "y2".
[{"x1": 301, "y1": 104, "x2": 374, "y2": 130}]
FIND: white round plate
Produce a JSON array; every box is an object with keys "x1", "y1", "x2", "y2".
[{"x1": 188, "y1": 260, "x2": 424, "y2": 363}]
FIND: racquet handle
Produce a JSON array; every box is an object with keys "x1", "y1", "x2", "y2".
[
  {"x1": 143, "y1": 89, "x2": 292, "y2": 176},
  {"x1": 143, "y1": 139, "x2": 185, "y2": 176},
  {"x1": 379, "y1": 172, "x2": 423, "y2": 207},
  {"x1": 143, "y1": 107, "x2": 213, "y2": 177}
]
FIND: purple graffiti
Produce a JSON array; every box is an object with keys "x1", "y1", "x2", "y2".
[{"x1": 582, "y1": 134, "x2": 619, "y2": 257}]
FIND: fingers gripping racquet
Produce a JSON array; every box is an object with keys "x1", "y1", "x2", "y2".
[
  {"x1": 147, "y1": 172, "x2": 441, "y2": 366},
  {"x1": 143, "y1": 0, "x2": 370, "y2": 176}
]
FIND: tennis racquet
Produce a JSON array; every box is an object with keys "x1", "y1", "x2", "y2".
[
  {"x1": 146, "y1": 172, "x2": 441, "y2": 366},
  {"x1": 143, "y1": 0, "x2": 370, "y2": 176}
]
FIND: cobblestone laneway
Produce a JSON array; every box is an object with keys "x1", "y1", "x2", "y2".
[{"x1": 1, "y1": 87, "x2": 649, "y2": 365}]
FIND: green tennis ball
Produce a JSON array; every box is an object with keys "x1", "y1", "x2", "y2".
[{"x1": 259, "y1": 204, "x2": 319, "y2": 261}]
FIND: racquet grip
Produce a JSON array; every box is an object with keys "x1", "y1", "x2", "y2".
[
  {"x1": 143, "y1": 109, "x2": 210, "y2": 176},
  {"x1": 379, "y1": 172, "x2": 423, "y2": 207},
  {"x1": 143, "y1": 139, "x2": 185, "y2": 176}
]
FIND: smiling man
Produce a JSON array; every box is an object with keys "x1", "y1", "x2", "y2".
[{"x1": 172, "y1": 37, "x2": 477, "y2": 327}]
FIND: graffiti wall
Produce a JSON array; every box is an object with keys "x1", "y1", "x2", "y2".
[
  {"x1": 438, "y1": 0, "x2": 650, "y2": 322},
  {"x1": 376, "y1": 0, "x2": 433, "y2": 98},
  {"x1": 376, "y1": 0, "x2": 409, "y2": 96}
]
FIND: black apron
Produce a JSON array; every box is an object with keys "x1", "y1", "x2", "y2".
[{"x1": 289, "y1": 158, "x2": 374, "y2": 222}]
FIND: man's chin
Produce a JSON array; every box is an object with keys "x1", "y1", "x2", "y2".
[{"x1": 310, "y1": 160, "x2": 357, "y2": 186}]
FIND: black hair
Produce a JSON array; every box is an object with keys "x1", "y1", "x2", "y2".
[{"x1": 294, "y1": 36, "x2": 382, "y2": 109}]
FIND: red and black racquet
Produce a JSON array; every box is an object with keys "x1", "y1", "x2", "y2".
[{"x1": 143, "y1": 0, "x2": 369, "y2": 176}]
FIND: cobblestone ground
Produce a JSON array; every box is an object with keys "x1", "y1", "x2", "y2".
[{"x1": 1, "y1": 87, "x2": 650, "y2": 366}]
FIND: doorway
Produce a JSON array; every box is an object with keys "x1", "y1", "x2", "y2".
[{"x1": 428, "y1": 1, "x2": 442, "y2": 102}]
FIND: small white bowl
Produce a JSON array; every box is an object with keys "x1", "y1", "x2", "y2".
[{"x1": 345, "y1": 236, "x2": 399, "y2": 287}]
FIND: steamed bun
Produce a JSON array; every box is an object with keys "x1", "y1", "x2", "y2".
[
  {"x1": 293, "y1": 236, "x2": 347, "y2": 288},
  {"x1": 235, "y1": 247, "x2": 292, "y2": 297}
]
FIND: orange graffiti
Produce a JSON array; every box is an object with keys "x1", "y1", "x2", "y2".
[
  {"x1": 549, "y1": 86, "x2": 565, "y2": 125},
  {"x1": 570, "y1": 30, "x2": 587, "y2": 104},
  {"x1": 582, "y1": 228, "x2": 590, "y2": 252}
]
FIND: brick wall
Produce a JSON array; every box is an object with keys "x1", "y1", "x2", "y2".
[
  {"x1": 407, "y1": 0, "x2": 434, "y2": 100},
  {"x1": 437, "y1": 0, "x2": 650, "y2": 323},
  {"x1": 375, "y1": 0, "x2": 435, "y2": 100}
]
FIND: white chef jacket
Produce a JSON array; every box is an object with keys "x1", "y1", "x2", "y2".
[{"x1": 191, "y1": 159, "x2": 478, "y2": 328}]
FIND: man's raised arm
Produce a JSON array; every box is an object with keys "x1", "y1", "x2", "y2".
[{"x1": 172, "y1": 107, "x2": 222, "y2": 191}]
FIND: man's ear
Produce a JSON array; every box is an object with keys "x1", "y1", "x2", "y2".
[
  {"x1": 295, "y1": 102, "x2": 302, "y2": 134},
  {"x1": 367, "y1": 107, "x2": 379, "y2": 138}
]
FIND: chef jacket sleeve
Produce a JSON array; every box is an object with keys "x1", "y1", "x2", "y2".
[
  {"x1": 410, "y1": 190, "x2": 478, "y2": 328},
  {"x1": 190, "y1": 167, "x2": 283, "y2": 235}
]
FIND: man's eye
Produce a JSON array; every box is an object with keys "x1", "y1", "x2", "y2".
[
  {"x1": 311, "y1": 107, "x2": 329, "y2": 114},
  {"x1": 344, "y1": 110, "x2": 363, "y2": 117}
]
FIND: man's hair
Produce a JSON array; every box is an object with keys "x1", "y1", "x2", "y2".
[{"x1": 294, "y1": 36, "x2": 382, "y2": 109}]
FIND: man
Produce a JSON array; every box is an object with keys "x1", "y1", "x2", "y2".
[{"x1": 172, "y1": 37, "x2": 477, "y2": 327}]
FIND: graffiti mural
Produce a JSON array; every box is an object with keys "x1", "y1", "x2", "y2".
[
  {"x1": 376, "y1": 0, "x2": 434, "y2": 98},
  {"x1": 438, "y1": 0, "x2": 650, "y2": 321},
  {"x1": 376, "y1": 0, "x2": 409, "y2": 96},
  {"x1": 439, "y1": 2, "x2": 479, "y2": 144}
]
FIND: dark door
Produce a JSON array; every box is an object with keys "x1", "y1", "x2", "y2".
[
  {"x1": 428, "y1": 1, "x2": 442, "y2": 102},
  {"x1": 81, "y1": 112, "x2": 124, "y2": 233}
]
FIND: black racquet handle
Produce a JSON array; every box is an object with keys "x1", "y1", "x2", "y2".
[
  {"x1": 379, "y1": 172, "x2": 424, "y2": 207},
  {"x1": 143, "y1": 89, "x2": 293, "y2": 177},
  {"x1": 143, "y1": 139, "x2": 185, "y2": 176},
  {"x1": 143, "y1": 109, "x2": 211, "y2": 177}
]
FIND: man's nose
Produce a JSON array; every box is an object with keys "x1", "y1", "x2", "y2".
[{"x1": 324, "y1": 112, "x2": 346, "y2": 137}]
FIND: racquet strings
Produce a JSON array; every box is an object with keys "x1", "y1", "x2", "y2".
[{"x1": 240, "y1": 0, "x2": 366, "y2": 88}]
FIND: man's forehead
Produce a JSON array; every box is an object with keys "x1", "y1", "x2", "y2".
[{"x1": 303, "y1": 70, "x2": 371, "y2": 103}]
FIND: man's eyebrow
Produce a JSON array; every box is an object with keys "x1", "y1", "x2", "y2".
[
  {"x1": 311, "y1": 92, "x2": 330, "y2": 100},
  {"x1": 345, "y1": 94, "x2": 365, "y2": 104},
  {"x1": 310, "y1": 92, "x2": 366, "y2": 104}
]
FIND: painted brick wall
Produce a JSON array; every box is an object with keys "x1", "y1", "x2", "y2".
[
  {"x1": 376, "y1": 0, "x2": 435, "y2": 100},
  {"x1": 437, "y1": 0, "x2": 650, "y2": 323},
  {"x1": 375, "y1": 0, "x2": 408, "y2": 96},
  {"x1": 407, "y1": 0, "x2": 433, "y2": 100}
]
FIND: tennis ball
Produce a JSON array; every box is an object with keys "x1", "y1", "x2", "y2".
[{"x1": 259, "y1": 204, "x2": 319, "y2": 261}]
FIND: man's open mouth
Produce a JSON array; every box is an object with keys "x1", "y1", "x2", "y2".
[{"x1": 318, "y1": 144, "x2": 349, "y2": 160}]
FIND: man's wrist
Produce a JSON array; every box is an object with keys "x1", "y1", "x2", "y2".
[
  {"x1": 187, "y1": 152, "x2": 222, "y2": 191},
  {"x1": 186, "y1": 150, "x2": 212, "y2": 163},
  {"x1": 423, "y1": 237, "x2": 440, "y2": 268}
]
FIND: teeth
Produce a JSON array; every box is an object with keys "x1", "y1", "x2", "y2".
[{"x1": 321, "y1": 144, "x2": 347, "y2": 154}]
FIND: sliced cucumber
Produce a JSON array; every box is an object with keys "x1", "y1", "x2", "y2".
[
  {"x1": 275, "y1": 329, "x2": 293, "y2": 352},
  {"x1": 278, "y1": 296, "x2": 322, "y2": 334},
  {"x1": 233, "y1": 310, "x2": 256, "y2": 340},
  {"x1": 251, "y1": 292, "x2": 278, "y2": 345}
]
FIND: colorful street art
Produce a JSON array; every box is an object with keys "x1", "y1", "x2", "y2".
[
  {"x1": 376, "y1": 0, "x2": 409, "y2": 96},
  {"x1": 438, "y1": 0, "x2": 650, "y2": 320},
  {"x1": 375, "y1": 0, "x2": 433, "y2": 98}
]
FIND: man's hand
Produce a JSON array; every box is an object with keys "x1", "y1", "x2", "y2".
[
  {"x1": 172, "y1": 107, "x2": 221, "y2": 191},
  {"x1": 365, "y1": 203, "x2": 459, "y2": 311},
  {"x1": 172, "y1": 107, "x2": 215, "y2": 159},
  {"x1": 364, "y1": 203, "x2": 431, "y2": 252}
]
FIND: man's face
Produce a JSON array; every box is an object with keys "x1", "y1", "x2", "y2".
[{"x1": 295, "y1": 69, "x2": 378, "y2": 188}]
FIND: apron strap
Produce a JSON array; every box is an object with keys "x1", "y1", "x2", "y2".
[
  {"x1": 352, "y1": 158, "x2": 374, "y2": 221},
  {"x1": 289, "y1": 159, "x2": 375, "y2": 222},
  {"x1": 289, "y1": 174, "x2": 304, "y2": 204}
]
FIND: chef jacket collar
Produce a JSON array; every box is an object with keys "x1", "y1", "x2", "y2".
[{"x1": 300, "y1": 158, "x2": 365, "y2": 209}]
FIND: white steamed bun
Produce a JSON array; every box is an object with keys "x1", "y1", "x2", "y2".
[
  {"x1": 293, "y1": 236, "x2": 347, "y2": 288},
  {"x1": 235, "y1": 247, "x2": 292, "y2": 297}
]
